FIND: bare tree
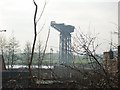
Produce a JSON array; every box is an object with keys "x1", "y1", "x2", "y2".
[
  {"x1": 35, "y1": 39, "x2": 43, "y2": 79},
  {"x1": 40, "y1": 27, "x2": 50, "y2": 65},
  {"x1": 0, "y1": 35, "x2": 6, "y2": 54},
  {"x1": 7, "y1": 35, "x2": 19, "y2": 69},
  {"x1": 23, "y1": 41, "x2": 32, "y2": 68},
  {"x1": 28, "y1": 0, "x2": 46, "y2": 84},
  {"x1": 6, "y1": 34, "x2": 19, "y2": 69},
  {"x1": 0, "y1": 35, "x2": 6, "y2": 69},
  {"x1": 66, "y1": 28, "x2": 116, "y2": 88}
]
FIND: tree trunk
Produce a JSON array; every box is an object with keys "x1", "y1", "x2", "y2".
[{"x1": 28, "y1": 0, "x2": 38, "y2": 85}]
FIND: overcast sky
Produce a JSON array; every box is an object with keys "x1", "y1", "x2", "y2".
[{"x1": 0, "y1": 0, "x2": 118, "y2": 54}]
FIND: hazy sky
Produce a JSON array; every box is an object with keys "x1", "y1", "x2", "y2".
[{"x1": 0, "y1": 0, "x2": 118, "y2": 53}]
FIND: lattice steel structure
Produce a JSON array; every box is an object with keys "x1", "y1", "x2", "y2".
[{"x1": 51, "y1": 21, "x2": 74, "y2": 65}]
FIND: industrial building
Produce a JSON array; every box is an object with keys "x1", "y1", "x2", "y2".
[{"x1": 103, "y1": 50, "x2": 118, "y2": 76}]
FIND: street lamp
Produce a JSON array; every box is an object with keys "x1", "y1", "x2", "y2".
[{"x1": 0, "y1": 30, "x2": 6, "y2": 32}]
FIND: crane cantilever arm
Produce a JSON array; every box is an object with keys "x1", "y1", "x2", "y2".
[
  {"x1": 51, "y1": 21, "x2": 63, "y2": 33},
  {"x1": 50, "y1": 21, "x2": 74, "y2": 33}
]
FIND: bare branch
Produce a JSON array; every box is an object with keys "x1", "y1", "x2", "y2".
[
  {"x1": 40, "y1": 27, "x2": 50, "y2": 65},
  {"x1": 37, "y1": 21, "x2": 46, "y2": 35},
  {"x1": 36, "y1": 1, "x2": 46, "y2": 23},
  {"x1": 29, "y1": 0, "x2": 38, "y2": 70}
]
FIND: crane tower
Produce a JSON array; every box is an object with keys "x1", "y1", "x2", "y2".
[{"x1": 51, "y1": 21, "x2": 74, "y2": 65}]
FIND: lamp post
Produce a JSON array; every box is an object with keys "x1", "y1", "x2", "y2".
[
  {"x1": 50, "y1": 48, "x2": 53, "y2": 78},
  {"x1": 0, "y1": 30, "x2": 6, "y2": 32}
]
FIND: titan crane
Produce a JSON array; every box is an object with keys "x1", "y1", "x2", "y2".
[{"x1": 51, "y1": 21, "x2": 75, "y2": 65}]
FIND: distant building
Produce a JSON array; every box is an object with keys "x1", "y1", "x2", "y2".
[{"x1": 103, "y1": 50, "x2": 118, "y2": 76}]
